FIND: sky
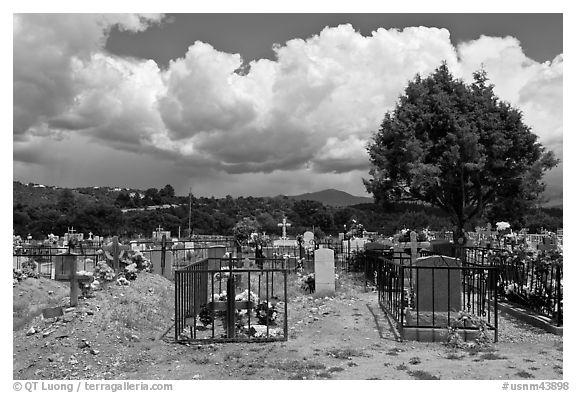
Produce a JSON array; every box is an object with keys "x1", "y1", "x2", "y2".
[{"x1": 12, "y1": 12, "x2": 563, "y2": 205}]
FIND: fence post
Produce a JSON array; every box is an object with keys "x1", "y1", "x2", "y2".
[
  {"x1": 68, "y1": 252, "x2": 79, "y2": 307},
  {"x1": 493, "y1": 268, "x2": 498, "y2": 343},
  {"x1": 556, "y1": 265, "x2": 562, "y2": 327},
  {"x1": 161, "y1": 234, "x2": 167, "y2": 276}
]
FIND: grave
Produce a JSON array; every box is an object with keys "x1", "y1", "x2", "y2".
[{"x1": 314, "y1": 247, "x2": 335, "y2": 296}]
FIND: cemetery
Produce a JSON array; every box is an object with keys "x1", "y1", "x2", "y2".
[{"x1": 12, "y1": 220, "x2": 564, "y2": 379}]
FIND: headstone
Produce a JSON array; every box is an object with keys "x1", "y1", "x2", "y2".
[
  {"x1": 314, "y1": 248, "x2": 335, "y2": 296},
  {"x1": 303, "y1": 231, "x2": 314, "y2": 249},
  {"x1": 207, "y1": 245, "x2": 227, "y2": 270},
  {"x1": 413, "y1": 256, "x2": 461, "y2": 312}
]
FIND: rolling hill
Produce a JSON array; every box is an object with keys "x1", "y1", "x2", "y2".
[{"x1": 285, "y1": 189, "x2": 373, "y2": 207}]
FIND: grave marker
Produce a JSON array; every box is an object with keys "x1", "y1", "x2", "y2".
[
  {"x1": 303, "y1": 231, "x2": 314, "y2": 249},
  {"x1": 314, "y1": 248, "x2": 335, "y2": 296},
  {"x1": 102, "y1": 236, "x2": 129, "y2": 271},
  {"x1": 413, "y1": 256, "x2": 462, "y2": 312}
]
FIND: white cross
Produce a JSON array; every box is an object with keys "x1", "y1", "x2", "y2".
[
  {"x1": 156, "y1": 225, "x2": 164, "y2": 233},
  {"x1": 277, "y1": 217, "x2": 292, "y2": 240},
  {"x1": 68, "y1": 227, "x2": 76, "y2": 235},
  {"x1": 88, "y1": 232, "x2": 93, "y2": 240}
]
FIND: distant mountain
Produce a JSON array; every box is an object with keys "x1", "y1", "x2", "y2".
[{"x1": 285, "y1": 189, "x2": 374, "y2": 207}]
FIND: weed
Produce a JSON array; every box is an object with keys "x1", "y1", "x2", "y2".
[
  {"x1": 409, "y1": 357, "x2": 421, "y2": 365},
  {"x1": 480, "y1": 352, "x2": 507, "y2": 360},
  {"x1": 529, "y1": 367, "x2": 540, "y2": 371},
  {"x1": 223, "y1": 351, "x2": 243, "y2": 361},
  {"x1": 445, "y1": 350, "x2": 465, "y2": 360},
  {"x1": 516, "y1": 371, "x2": 535, "y2": 379},
  {"x1": 396, "y1": 363, "x2": 408, "y2": 371},
  {"x1": 523, "y1": 358, "x2": 535, "y2": 363},
  {"x1": 191, "y1": 355, "x2": 211, "y2": 365},
  {"x1": 407, "y1": 370, "x2": 439, "y2": 380},
  {"x1": 317, "y1": 371, "x2": 332, "y2": 378},
  {"x1": 553, "y1": 365, "x2": 562, "y2": 374},
  {"x1": 326, "y1": 348, "x2": 366, "y2": 359},
  {"x1": 328, "y1": 366, "x2": 345, "y2": 373}
]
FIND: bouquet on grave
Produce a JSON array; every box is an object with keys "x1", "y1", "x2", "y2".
[{"x1": 255, "y1": 301, "x2": 279, "y2": 325}]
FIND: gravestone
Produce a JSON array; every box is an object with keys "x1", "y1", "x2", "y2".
[
  {"x1": 413, "y1": 256, "x2": 461, "y2": 312},
  {"x1": 314, "y1": 248, "x2": 335, "y2": 296},
  {"x1": 303, "y1": 231, "x2": 314, "y2": 249},
  {"x1": 207, "y1": 245, "x2": 227, "y2": 270}
]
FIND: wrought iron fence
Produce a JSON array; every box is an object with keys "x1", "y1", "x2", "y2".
[
  {"x1": 422, "y1": 245, "x2": 563, "y2": 326},
  {"x1": 13, "y1": 246, "x2": 105, "y2": 278},
  {"x1": 174, "y1": 257, "x2": 289, "y2": 343}
]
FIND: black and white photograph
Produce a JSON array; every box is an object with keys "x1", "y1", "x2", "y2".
[{"x1": 9, "y1": 3, "x2": 567, "y2": 386}]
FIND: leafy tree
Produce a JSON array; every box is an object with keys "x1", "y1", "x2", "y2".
[
  {"x1": 365, "y1": 64, "x2": 558, "y2": 243},
  {"x1": 232, "y1": 217, "x2": 260, "y2": 246}
]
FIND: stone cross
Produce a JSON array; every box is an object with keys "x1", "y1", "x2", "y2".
[
  {"x1": 156, "y1": 225, "x2": 164, "y2": 233},
  {"x1": 277, "y1": 217, "x2": 291, "y2": 240},
  {"x1": 102, "y1": 236, "x2": 130, "y2": 271},
  {"x1": 88, "y1": 232, "x2": 93, "y2": 240},
  {"x1": 68, "y1": 227, "x2": 76, "y2": 235}
]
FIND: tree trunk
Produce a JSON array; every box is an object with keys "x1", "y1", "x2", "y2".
[{"x1": 452, "y1": 225, "x2": 467, "y2": 245}]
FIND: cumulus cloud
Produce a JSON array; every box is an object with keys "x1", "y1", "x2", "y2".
[{"x1": 13, "y1": 14, "x2": 562, "y2": 199}]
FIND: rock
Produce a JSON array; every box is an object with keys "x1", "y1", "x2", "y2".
[
  {"x1": 130, "y1": 334, "x2": 140, "y2": 342},
  {"x1": 192, "y1": 374, "x2": 201, "y2": 380},
  {"x1": 90, "y1": 349, "x2": 100, "y2": 355},
  {"x1": 78, "y1": 340, "x2": 90, "y2": 349},
  {"x1": 26, "y1": 327, "x2": 36, "y2": 336}
]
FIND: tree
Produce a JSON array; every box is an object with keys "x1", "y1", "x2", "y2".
[{"x1": 364, "y1": 64, "x2": 558, "y2": 243}]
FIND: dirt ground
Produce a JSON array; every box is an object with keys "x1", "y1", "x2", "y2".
[{"x1": 13, "y1": 272, "x2": 563, "y2": 380}]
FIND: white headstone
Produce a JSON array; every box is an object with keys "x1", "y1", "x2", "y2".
[
  {"x1": 314, "y1": 248, "x2": 335, "y2": 296},
  {"x1": 303, "y1": 231, "x2": 314, "y2": 249}
]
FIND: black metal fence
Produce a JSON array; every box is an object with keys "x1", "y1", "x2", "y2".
[
  {"x1": 423, "y1": 245, "x2": 563, "y2": 326},
  {"x1": 174, "y1": 257, "x2": 289, "y2": 343},
  {"x1": 13, "y1": 246, "x2": 105, "y2": 278}
]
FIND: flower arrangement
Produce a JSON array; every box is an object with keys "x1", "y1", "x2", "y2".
[
  {"x1": 255, "y1": 302, "x2": 279, "y2": 325},
  {"x1": 235, "y1": 289, "x2": 259, "y2": 304},
  {"x1": 397, "y1": 228, "x2": 429, "y2": 243},
  {"x1": 299, "y1": 273, "x2": 315, "y2": 293},
  {"x1": 445, "y1": 311, "x2": 490, "y2": 349},
  {"x1": 94, "y1": 260, "x2": 115, "y2": 282},
  {"x1": 76, "y1": 270, "x2": 95, "y2": 297},
  {"x1": 130, "y1": 251, "x2": 151, "y2": 272},
  {"x1": 123, "y1": 263, "x2": 138, "y2": 281},
  {"x1": 198, "y1": 304, "x2": 214, "y2": 326}
]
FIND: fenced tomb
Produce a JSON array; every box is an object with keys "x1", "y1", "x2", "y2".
[
  {"x1": 365, "y1": 250, "x2": 498, "y2": 342},
  {"x1": 175, "y1": 255, "x2": 289, "y2": 343}
]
